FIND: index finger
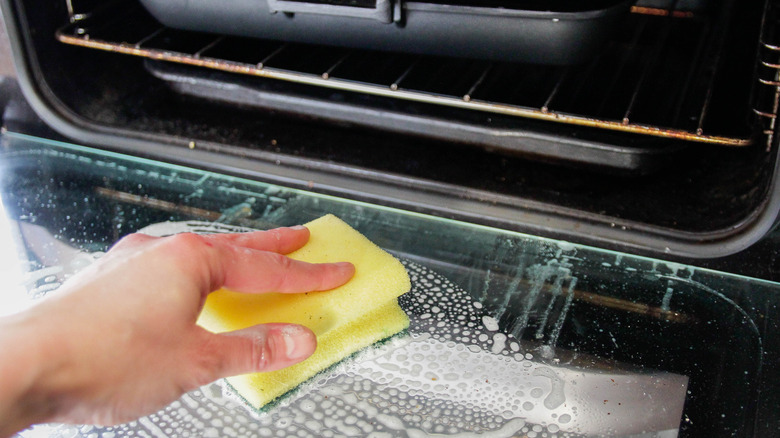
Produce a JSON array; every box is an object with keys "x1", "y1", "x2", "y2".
[
  {"x1": 202, "y1": 226, "x2": 311, "y2": 254},
  {"x1": 157, "y1": 232, "x2": 355, "y2": 295},
  {"x1": 217, "y1": 249, "x2": 355, "y2": 294}
]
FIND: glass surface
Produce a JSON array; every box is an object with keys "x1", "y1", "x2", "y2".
[{"x1": 0, "y1": 133, "x2": 777, "y2": 437}]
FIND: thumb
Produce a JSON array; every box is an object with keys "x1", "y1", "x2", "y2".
[{"x1": 197, "y1": 323, "x2": 317, "y2": 381}]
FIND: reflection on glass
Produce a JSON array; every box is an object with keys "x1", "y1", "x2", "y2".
[{"x1": 0, "y1": 186, "x2": 27, "y2": 316}]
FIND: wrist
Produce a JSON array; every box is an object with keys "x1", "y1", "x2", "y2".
[{"x1": 0, "y1": 309, "x2": 62, "y2": 437}]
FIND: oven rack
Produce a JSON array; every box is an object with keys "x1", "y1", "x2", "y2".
[
  {"x1": 56, "y1": 0, "x2": 759, "y2": 147},
  {"x1": 754, "y1": 0, "x2": 780, "y2": 149}
]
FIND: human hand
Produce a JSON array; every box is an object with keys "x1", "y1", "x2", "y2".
[{"x1": 0, "y1": 225, "x2": 355, "y2": 436}]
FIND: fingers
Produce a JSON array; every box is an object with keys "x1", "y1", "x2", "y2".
[
  {"x1": 112, "y1": 225, "x2": 310, "y2": 255},
  {"x1": 202, "y1": 226, "x2": 311, "y2": 254},
  {"x1": 195, "y1": 323, "x2": 317, "y2": 382},
  {"x1": 120, "y1": 226, "x2": 355, "y2": 295},
  {"x1": 218, "y1": 249, "x2": 355, "y2": 294}
]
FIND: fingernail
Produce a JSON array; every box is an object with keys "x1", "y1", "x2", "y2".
[
  {"x1": 290, "y1": 225, "x2": 307, "y2": 231},
  {"x1": 336, "y1": 262, "x2": 356, "y2": 276},
  {"x1": 280, "y1": 325, "x2": 314, "y2": 361}
]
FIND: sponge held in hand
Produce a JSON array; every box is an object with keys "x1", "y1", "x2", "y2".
[{"x1": 197, "y1": 214, "x2": 411, "y2": 409}]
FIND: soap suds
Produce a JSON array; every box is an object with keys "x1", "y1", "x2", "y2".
[{"x1": 482, "y1": 316, "x2": 500, "y2": 332}]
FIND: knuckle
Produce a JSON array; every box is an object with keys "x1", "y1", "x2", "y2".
[
  {"x1": 164, "y1": 233, "x2": 214, "y2": 263},
  {"x1": 268, "y1": 254, "x2": 296, "y2": 291},
  {"x1": 251, "y1": 336, "x2": 273, "y2": 372},
  {"x1": 168, "y1": 232, "x2": 207, "y2": 250},
  {"x1": 275, "y1": 252, "x2": 294, "y2": 270},
  {"x1": 162, "y1": 233, "x2": 223, "y2": 288},
  {"x1": 111, "y1": 232, "x2": 151, "y2": 249},
  {"x1": 229, "y1": 329, "x2": 275, "y2": 373},
  {"x1": 269, "y1": 229, "x2": 284, "y2": 250},
  {"x1": 189, "y1": 335, "x2": 223, "y2": 386}
]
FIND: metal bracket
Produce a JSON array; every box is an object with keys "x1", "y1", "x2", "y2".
[{"x1": 267, "y1": 0, "x2": 394, "y2": 23}]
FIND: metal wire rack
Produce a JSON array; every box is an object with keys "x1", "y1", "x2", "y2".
[
  {"x1": 754, "y1": 0, "x2": 780, "y2": 149},
  {"x1": 56, "y1": 0, "x2": 764, "y2": 147}
]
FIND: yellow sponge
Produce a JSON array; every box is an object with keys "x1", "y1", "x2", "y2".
[{"x1": 197, "y1": 214, "x2": 411, "y2": 409}]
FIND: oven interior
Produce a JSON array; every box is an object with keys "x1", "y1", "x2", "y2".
[{"x1": 3, "y1": 0, "x2": 780, "y2": 260}]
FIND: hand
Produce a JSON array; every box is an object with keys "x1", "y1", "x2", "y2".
[{"x1": 0, "y1": 225, "x2": 355, "y2": 436}]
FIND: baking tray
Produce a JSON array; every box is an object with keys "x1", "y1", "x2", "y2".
[{"x1": 137, "y1": 0, "x2": 631, "y2": 64}]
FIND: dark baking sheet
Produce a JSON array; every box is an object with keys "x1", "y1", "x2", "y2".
[
  {"x1": 145, "y1": 59, "x2": 688, "y2": 173},
  {"x1": 137, "y1": 0, "x2": 631, "y2": 64}
]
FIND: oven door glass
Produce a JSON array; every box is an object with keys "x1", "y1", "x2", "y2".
[{"x1": 0, "y1": 132, "x2": 776, "y2": 437}]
